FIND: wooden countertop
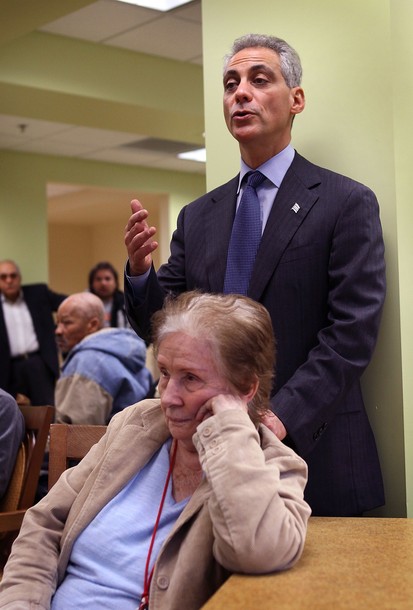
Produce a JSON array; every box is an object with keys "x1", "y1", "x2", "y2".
[{"x1": 202, "y1": 517, "x2": 413, "y2": 609}]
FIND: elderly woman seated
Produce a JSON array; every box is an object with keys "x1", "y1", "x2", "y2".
[{"x1": 0, "y1": 291, "x2": 311, "y2": 610}]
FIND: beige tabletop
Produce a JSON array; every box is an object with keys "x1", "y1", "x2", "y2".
[{"x1": 201, "y1": 517, "x2": 413, "y2": 609}]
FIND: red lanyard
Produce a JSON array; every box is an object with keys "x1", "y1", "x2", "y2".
[{"x1": 138, "y1": 440, "x2": 178, "y2": 610}]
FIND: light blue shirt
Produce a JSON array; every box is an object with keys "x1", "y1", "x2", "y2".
[
  {"x1": 238, "y1": 144, "x2": 295, "y2": 233},
  {"x1": 51, "y1": 440, "x2": 189, "y2": 609}
]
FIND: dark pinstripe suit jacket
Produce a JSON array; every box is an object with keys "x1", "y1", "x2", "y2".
[
  {"x1": 0, "y1": 284, "x2": 66, "y2": 393},
  {"x1": 125, "y1": 152, "x2": 386, "y2": 516}
]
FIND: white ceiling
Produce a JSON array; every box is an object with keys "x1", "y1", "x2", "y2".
[
  {"x1": 0, "y1": 0, "x2": 205, "y2": 180},
  {"x1": 39, "y1": 0, "x2": 203, "y2": 63}
]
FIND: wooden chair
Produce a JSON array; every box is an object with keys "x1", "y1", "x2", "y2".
[
  {"x1": 48, "y1": 424, "x2": 107, "y2": 489},
  {"x1": 0, "y1": 405, "x2": 54, "y2": 569}
]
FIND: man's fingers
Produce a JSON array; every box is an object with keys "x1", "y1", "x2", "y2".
[
  {"x1": 125, "y1": 198, "x2": 159, "y2": 275},
  {"x1": 125, "y1": 208, "x2": 150, "y2": 233},
  {"x1": 130, "y1": 198, "x2": 142, "y2": 212},
  {"x1": 126, "y1": 224, "x2": 157, "y2": 249}
]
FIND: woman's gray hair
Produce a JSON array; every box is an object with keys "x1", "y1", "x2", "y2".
[
  {"x1": 224, "y1": 33, "x2": 302, "y2": 88},
  {"x1": 151, "y1": 290, "x2": 275, "y2": 425}
]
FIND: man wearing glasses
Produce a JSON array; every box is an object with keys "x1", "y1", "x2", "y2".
[{"x1": 0, "y1": 260, "x2": 66, "y2": 405}]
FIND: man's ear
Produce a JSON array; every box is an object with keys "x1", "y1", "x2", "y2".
[
  {"x1": 87, "y1": 316, "x2": 101, "y2": 335},
  {"x1": 290, "y1": 86, "x2": 305, "y2": 116}
]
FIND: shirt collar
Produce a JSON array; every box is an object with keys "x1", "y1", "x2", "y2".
[
  {"x1": 1, "y1": 290, "x2": 24, "y2": 305},
  {"x1": 238, "y1": 144, "x2": 295, "y2": 193}
]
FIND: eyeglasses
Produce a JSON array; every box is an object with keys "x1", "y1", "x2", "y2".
[{"x1": 0, "y1": 273, "x2": 18, "y2": 281}]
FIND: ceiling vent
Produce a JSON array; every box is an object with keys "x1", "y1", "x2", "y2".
[{"x1": 120, "y1": 137, "x2": 197, "y2": 155}]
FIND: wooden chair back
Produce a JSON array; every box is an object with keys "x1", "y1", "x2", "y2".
[
  {"x1": 0, "y1": 444, "x2": 26, "y2": 514},
  {"x1": 0, "y1": 404, "x2": 54, "y2": 570},
  {"x1": 48, "y1": 424, "x2": 107, "y2": 489}
]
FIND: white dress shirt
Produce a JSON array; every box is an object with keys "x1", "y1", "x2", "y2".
[{"x1": 1, "y1": 292, "x2": 39, "y2": 357}]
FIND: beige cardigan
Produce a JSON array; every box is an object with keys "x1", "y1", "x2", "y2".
[{"x1": 0, "y1": 399, "x2": 311, "y2": 610}]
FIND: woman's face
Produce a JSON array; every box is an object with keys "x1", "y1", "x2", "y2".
[{"x1": 157, "y1": 333, "x2": 230, "y2": 448}]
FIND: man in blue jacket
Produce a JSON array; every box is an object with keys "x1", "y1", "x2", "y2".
[{"x1": 55, "y1": 292, "x2": 152, "y2": 425}]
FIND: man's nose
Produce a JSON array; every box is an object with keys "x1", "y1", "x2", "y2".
[{"x1": 235, "y1": 80, "x2": 253, "y2": 102}]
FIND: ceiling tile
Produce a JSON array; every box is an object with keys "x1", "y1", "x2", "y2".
[
  {"x1": 172, "y1": 0, "x2": 201, "y2": 22},
  {"x1": 150, "y1": 154, "x2": 205, "y2": 173},
  {"x1": 82, "y1": 146, "x2": 168, "y2": 164},
  {"x1": 39, "y1": 0, "x2": 159, "y2": 43},
  {"x1": 46, "y1": 126, "x2": 145, "y2": 148},
  {"x1": 12, "y1": 139, "x2": 94, "y2": 157},
  {"x1": 105, "y1": 14, "x2": 202, "y2": 61},
  {"x1": 0, "y1": 114, "x2": 73, "y2": 139}
]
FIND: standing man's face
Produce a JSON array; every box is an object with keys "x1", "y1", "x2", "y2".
[
  {"x1": 223, "y1": 47, "x2": 305, "y2": 164},
  {"x1": 0, "y1": 262, "x2": 21, "y2": 302}
]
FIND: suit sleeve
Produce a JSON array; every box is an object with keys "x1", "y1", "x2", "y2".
[
  {"x1": 124, "y1": 205, "x2": 189, "y2": 342},
  {"x1": 124, "y1": 264, "x2": 166, "y2": 342},
  {"x1": 45, "y1": 286, "x2": 67, "y2": 311},
  {"x1": 273, "y1": 184, "x2": 386, "y2": 457}
]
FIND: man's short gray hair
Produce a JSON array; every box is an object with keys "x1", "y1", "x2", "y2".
[{"x1": 224, "y1": 34, "x2": 302, "y2": 88}]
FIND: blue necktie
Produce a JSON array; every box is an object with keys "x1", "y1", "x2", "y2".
[{"x1": 223, "y1": 171, "x2": 265, "y2": 295}]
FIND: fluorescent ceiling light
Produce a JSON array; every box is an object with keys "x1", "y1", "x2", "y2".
[
  {"x1": 115, "y1": 0, "x2": 193, "y2": 10},
  {"x1": 178, "y1": 148, "x2": 206, "y2": 163}
]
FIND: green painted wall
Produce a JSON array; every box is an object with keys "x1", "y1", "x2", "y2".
[
  {"x1": 202, "y1": 0, "x2": 409, "y2": 516},
  {"x1": 0, "y1": 149, "x2": 205, "y2": 282},
  {"x1": 391, "y1": 0, "x2": 413, "y2": 518}
]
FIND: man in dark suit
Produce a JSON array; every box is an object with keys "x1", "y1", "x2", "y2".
[
  {"x1": 123, "y1": 34, "x2": 386, "y2": 516},
  {"x1": 0, "y1": 260, "x2": 66, "y2": 405}
]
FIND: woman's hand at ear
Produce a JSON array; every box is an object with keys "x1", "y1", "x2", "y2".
[{"x1": 196, "y1": 394, "x2": 248, "y2": 423}]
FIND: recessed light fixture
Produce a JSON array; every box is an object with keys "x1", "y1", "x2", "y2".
[
  {"x1": 178, "y1": 148, "x2": 206, "y2": 163},
  {"x1": 115, "y1": 0, "x2": 193, "y2": 11}
]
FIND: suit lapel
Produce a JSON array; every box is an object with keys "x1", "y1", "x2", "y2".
[
  {"x1": 199, "y1": 154, "x2": 322, "y2": 298},
  {"x1": 249, "y1": 154, "x2": 321, "y2": 301}
]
